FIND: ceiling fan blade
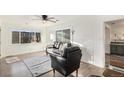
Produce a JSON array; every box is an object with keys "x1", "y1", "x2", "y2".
[
  {"x1": 34, "y1": 15, "x2": 42, "y2": 19},
  {"x1": 48, "y1": 19, "x2": 56, "y2": 23},
  {"x1": 55, "y1": 19, "x2": 59, "y2": 21},
  {"x1": 32, "y1": 19, "x2": 41, "y2": 20},
  {"x1": 47, "y1": 17, "x2": 55, "y2": 19}
]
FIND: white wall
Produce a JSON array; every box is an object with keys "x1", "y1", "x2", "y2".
[
  {"x1": 1, "y1": 20, "x2": 47, "y2": 57},
  {"x1": 0, "y1": 28, "x2": 1, "y2": 58},
  {"x1": 111, "y1": 26, "x2": 124, "y2": 42},
  {"x1": 0, "y1": 21, "x2": 1, "y2": 58},
  {"x1": 46, "y1": 16, "x2": 100, "y2": 67}
]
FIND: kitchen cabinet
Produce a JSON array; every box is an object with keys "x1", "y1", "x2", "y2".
[{"x1": 111, "y1": 43, "x2": 124, "y2": 56}]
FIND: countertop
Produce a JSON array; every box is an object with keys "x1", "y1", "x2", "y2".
[{"x1": 111, "y1": 42, "x2": 124, "y2": 45}]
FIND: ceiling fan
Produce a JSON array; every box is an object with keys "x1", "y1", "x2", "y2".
[{"x1": 32, "y1": 15, "x2": 59, "y2": 23}]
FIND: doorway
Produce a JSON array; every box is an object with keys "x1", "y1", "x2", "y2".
[{"x1": 105, "y1": 19, "x2": 124, "y2": 72}]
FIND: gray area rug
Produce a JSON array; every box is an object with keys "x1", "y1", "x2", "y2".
[{"x1": 23, "y1": 56, "x2": 52, "y2": 77}]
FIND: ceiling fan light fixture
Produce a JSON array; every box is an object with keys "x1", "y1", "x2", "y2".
[{"x1": 42, "y1": 20, "x2": 47, "y2": 24}]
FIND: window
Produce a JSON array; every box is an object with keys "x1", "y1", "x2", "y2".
[
  {"x1": 30, "y1": 32, "x2": 35, "y2": 42},
  {"x1": 12, "y1": 31, "x2": 19, "y2": 44},
  {"x1": 36, "y1": 33, "x2": 41, "y2": 42},
  {"x1": 56, "y1": 30, "x2": 63, "y2": 42},
  {"x1": 63, "y1": 29, "x2": 70, "y2": 43},
  {"x1": 21, "y1": 32, "x2": 31, "y2": 43},
  {"x1": 56, "y1": 29, "x2": 70, "y2": 43},
  {"x1": 12, "y1": 31, "x2": 41, "y2": 44}
]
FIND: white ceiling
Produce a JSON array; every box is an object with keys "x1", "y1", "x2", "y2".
[
  {"x1": 0, "y1": 15, "x2": 81, "y2": 27},
  {"x1": 106, "y1": 18, "x2": 124, "y2": 28}
]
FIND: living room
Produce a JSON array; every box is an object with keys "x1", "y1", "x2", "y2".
[
  {"x1": 1, "y1": 0, "x2": 124, "y2": 93},
  {"x1": 0, "y1": 15, "x2": 124, "y2": 77}
]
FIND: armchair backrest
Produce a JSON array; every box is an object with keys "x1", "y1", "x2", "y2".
[
  {"x1": 63, "y1": 46, "x2": 81, "y2": 57},
  {"x1": 63, "y1": 46, "x2": 82, "y2": 68}
]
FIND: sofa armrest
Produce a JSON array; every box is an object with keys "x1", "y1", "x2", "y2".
[
  {"x1": 46, "y1": 45, "x2": 54, "y2": 48},
  {"x1": 49, "y1": 51, "x2": 62, "y2": 57},
  {"x1": 50, "y1": 54, "x2": 67, "y2": 67}
]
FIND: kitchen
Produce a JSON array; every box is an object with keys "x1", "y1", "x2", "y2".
[{"x1": 105, "y1": 19, "x2": 124, "y2": 72}]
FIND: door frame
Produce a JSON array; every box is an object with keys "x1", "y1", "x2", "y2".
[{"x1": 0, "y1": 27, "x2": 1, "y2": 58}]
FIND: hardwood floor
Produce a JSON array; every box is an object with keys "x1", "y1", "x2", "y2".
[
  {"x1": 0, "y1": 51, "x2": 105, "y2": 77},
  {"x1": 105, "y1": 54, "x2": 124, "y2": 76},
  {"x1": 106, "y1": 54, "x2": 124, "y2": 69}
]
